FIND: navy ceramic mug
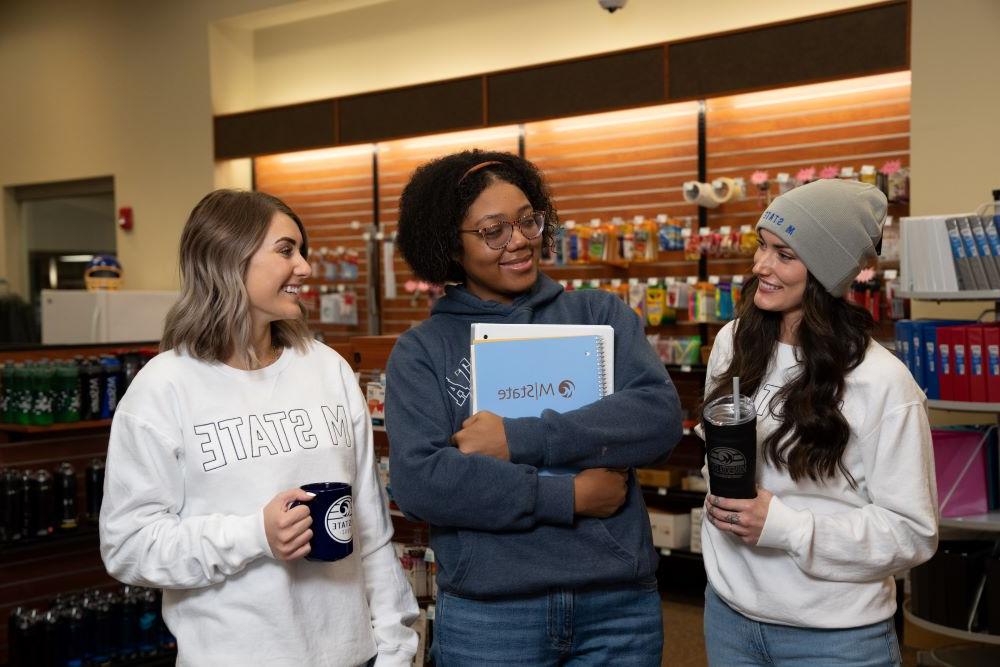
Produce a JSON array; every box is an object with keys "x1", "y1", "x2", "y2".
[{"x1": 294, "y1": 482, "x2": 353, "y2": 562}]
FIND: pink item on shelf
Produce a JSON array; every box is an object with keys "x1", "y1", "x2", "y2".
[
  {"x1": 750, "y1": 170, "x2": 769, "y2": 186},
  {"x1": 818, "y1": 165, "x2": 840, "y2": 179},
  {"x1": 880, "y1": 159, "x2": 902, "y2": 175},
  {"x1": 795, "y1": 167, "x2": 816, "y2": 183},
  {"x1": 932, "y1": 428, "x2": 991, "y2": 518}
]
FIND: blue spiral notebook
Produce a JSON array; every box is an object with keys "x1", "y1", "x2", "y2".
[
  {"x1": 472, "y1": 334, "x2": 608, "y2": 417},
  {"x1": 470, "y1": 323, "x2": 614, "y2": 476}
]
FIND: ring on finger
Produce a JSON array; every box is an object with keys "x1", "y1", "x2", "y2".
[{"x1": 727, "y1": 512, "x2": 740, "y2": 525}]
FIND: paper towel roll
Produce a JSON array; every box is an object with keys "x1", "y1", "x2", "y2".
[
  {"x1": 682, "y1": 181, "x2": 722, "y2": 208},
  {"x1": 711, "y1": 177, "x2": 736, "y2": 203}
]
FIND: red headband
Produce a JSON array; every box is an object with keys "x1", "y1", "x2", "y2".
[{"x1": 458, "y1": 160, "x2": 503, "y2": 184}]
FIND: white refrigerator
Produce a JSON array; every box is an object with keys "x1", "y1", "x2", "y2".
[{"x1": 41, "y1": 289, "x2": 179, "y2": 344}]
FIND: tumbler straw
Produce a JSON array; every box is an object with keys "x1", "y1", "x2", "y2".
[{"x1": 732, "y1": 377, "x2": 740, "y2": 423}]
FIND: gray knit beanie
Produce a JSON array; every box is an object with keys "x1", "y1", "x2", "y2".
[{"x1": 755, "y1": 179, "x2": 886, "y2": 297}]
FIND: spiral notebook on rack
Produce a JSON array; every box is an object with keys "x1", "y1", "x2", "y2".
[{"x1": 470, "y1": 323, "x2": 614, "y2": 417}]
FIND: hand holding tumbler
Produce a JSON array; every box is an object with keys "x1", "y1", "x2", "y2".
[{"x1": 702, "y1": 393, "x2": 757, "y2": 499}]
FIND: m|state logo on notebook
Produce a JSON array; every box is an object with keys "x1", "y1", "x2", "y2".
[{"x1": 558, "y1": 380, "x2": 575, "y2": 398}]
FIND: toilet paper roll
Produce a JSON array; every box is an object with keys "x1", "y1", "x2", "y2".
[
  {"x1": 711, "y1": 177, "x2": 737, "y2": 203},
  {"x1": 682, "y1": 181, "x2": 722, "y2": 208}
]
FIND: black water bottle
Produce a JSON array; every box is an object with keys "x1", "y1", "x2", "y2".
[
  {"x1": 7, "y1": 607, "x2": 26, "y2": 667},
  {"x1": 137, "y1": 588, "x2": 160, "y2": 656},
  {"x1": 121, "y1": 351, "x2": 142, "y2": 393},
  {"x1": 56, "y1": 461, "x2": 78, "y2": 530},
  {"x1": 86, "y1": 458, "x2": 105, "y2": 521},
  {"x1": 80, "y1": 357, "x2": 103, "y2": 421},
  {"x1": 2, "y1": 468, "x2": 24, "y2": 541},
  {"x1": 118, "y1": 586, "x2": 140, "y2": 660},
  {"x1": 26, "y1": 469, "x2": 54, "y2": 537}
]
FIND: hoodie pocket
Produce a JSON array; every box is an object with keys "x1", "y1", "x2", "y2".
[
  {"x1": 452, "y1": 531, "x2": 476, "y2": 589},
  {"x1": 586, "y1": 519, "x2": 638, "y2": 574}
]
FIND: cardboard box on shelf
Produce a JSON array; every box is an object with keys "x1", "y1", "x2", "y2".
[
  {"x1": 690, "y1": 507, "x2": 704, "y2": 553},
  {"x1": 648, "y1": 508, "x2": 692, "y2": 549},
  {"x1": 636, "y1": 467, "x2": 680, "y2": 488},
  {"x1": 682, "y1": 474, "x2": 708, "y2": 492}
]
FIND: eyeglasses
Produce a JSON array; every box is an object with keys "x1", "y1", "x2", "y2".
[{"x1": 459, "y1": 212, "x2": 546, "y2": 250}]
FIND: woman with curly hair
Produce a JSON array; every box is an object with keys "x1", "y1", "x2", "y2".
[
  {"x1": 385, "y1": 150, "x2": 683, "y2": 665},
  {"x1": 700, "y1": 179, "x2": 938, "y2": 666}
]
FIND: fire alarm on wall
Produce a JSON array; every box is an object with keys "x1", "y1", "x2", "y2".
[{"x1": 117, "y1": 206, "x2": 133, "y2": 231}]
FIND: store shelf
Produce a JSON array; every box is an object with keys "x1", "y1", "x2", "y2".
[
  {"x1": 926, "y1": 400, "x2": 1000, "y2": 413},
  {"x1": 899, "y1": 290, "x2": 1000, "y2": 301},
  {"x1": 665, "y1": 364, "x2": 707, "y2": 373},
  {"x1": 903, "y1": 600, "x2": 1000, "y2": 647},
  {"x1": 658, "y1": 546, "x2": 702, "y2": 561},
  {"x1": 0, "y1": 523, "x2": 99, "y2": 562},
  {"x1": 939, "y1": 511, "x2": 1000, "y2": 532},
  {"x1": 0, "y1": 419, "x2": 111, "y2": 434}
]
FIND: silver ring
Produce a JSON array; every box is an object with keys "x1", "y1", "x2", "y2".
[{"x1": 727, "y1": 513, "x2": 740, "y2": 525}]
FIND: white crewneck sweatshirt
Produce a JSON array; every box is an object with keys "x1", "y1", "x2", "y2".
[
  {"x1": 100, "y1": 341, "x2": 418, "y2": 666},
  {"x1": 702, "y1": 321, "x2": 939, "y2": 628}
]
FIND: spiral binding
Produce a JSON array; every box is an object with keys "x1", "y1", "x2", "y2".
[{"x1": 595, "y1": 336, "x2": 609, "y2": 397}]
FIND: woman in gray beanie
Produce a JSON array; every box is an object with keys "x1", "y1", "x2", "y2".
[{"x1": 698, "y1": 179, "x2": 938, "y2": 666}]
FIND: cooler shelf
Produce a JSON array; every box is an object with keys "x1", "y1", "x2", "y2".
[{"x1": 0, "y1": 419, "x2": 111, "y2": 433}]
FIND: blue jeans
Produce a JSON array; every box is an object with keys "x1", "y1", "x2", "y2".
[
  {"x1": 433, "y1": 581, "x2": 663, "y2": 666},
  {"x1": 704, "y1": 585, "x2": 901, "y2": 666}
]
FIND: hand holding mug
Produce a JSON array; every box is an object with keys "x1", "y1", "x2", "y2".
[{"x1": 263, "y1": 488, "x2": 314, "y2": 561}]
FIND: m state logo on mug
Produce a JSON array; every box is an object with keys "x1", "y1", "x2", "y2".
[{"x1": 325, "y1": 495, "x2": 353, "y2": 544}]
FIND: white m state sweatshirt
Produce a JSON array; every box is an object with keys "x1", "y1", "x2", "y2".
[
  {"x1": 702, "y1": 321, "x2": 939, "y2": 628},
  {"x1": 99, "y1": 342, "x2": 418, "y2": 666}
]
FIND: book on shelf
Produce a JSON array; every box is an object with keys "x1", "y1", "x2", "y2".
[
  {"x1": 469, "y1": 323, "x2": 614, "y2": 476},
  {"x1": 901, "y1": 214, "x2": 1000, "y2": 293}
]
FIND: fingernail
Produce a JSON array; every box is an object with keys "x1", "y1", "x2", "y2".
[{"x1": 306, "y1": 492, "x2": 316, "y2": 497}]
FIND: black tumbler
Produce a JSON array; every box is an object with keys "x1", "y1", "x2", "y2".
[
  {"x1": 702, "y1": 394, "x2": 758, "y2": 499},
  {"x1": 86, "y1": 458, "x2": 105, "y2": 521}
]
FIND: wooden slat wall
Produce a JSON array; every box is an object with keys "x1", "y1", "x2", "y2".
[
  {"x1": 376, "y1": 129, "x2": 521, "y2": 335},
  {"x1": 255, "y1": 148, "x2": 376, "y2": 340},
  {"x1": 704, "y1": 71, "x2": 911, "y2": 282},
  {"x1": 524, "y1": 102, "x2": 700, "y2": 224}
]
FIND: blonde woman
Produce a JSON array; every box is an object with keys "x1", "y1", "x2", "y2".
[{"x1": 99, "y1": 190, "x2": 418, "y2": 666}]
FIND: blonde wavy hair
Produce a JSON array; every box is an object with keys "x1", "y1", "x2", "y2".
[{"x1": 161, "y1": 189, "x2": 312, "y2": 368}]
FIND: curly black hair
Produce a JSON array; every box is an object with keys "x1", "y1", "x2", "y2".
[{"x1": 396, "y1": 149, "x2": 559, "y2": 284}]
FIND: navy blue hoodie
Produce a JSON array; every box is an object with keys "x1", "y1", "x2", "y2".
[{"x1": 385, "y1": 274, "x2": 682, "y2": 597}]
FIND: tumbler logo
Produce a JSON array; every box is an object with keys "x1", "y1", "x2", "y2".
[
  {"x1": 326, "y1": 496, "x2": 353, "y2": 544},
  {"x1": 558, "y1": 380, "x2": 575, "y2": 398},
  {"x1": 708, "y1": 447, "x2": 748, "y2": 478}
]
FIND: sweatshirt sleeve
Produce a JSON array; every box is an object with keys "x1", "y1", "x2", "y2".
[
  {"x1": 99, "y1": 410, "x2": 272, "y2": 589},
  {"x1": 756, "y1": 401, "x2": 939, "y2": 582},
  {"x1": 504, "y1": 295, "x2": 682, "y2": 469},
  {"x1": 340, "y1": 362, "x2": 418, "y2": 666},
  {"x1": 386, "y1": 334, "x2": 574, "y2": 531}
]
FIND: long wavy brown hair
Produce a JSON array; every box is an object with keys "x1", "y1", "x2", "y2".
[{"x1": 703, "y1": 274, "x2": 875, "y2": 486}]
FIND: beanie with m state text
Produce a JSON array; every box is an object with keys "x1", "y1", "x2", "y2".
[{"x1": 755, "y1": 179, "x2": 887, "y2": 297}]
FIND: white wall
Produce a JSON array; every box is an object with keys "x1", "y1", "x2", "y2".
[
  {"x1": 0, "y1": 0, "x2": 289, "y2": 295},
  {"x1": 910, "y1": 0, "x2": 1000, "y2": 217},
  {"x1": 239, "y1": 0, "x2": 876, "y2": 111}
]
